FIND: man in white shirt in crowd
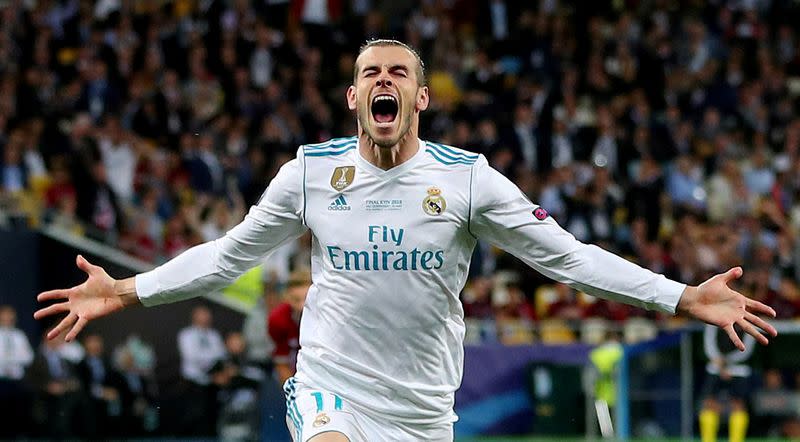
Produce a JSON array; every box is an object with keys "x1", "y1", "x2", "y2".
[
  {"x1": 0, "y1": 305, "x2": 34, "y2": 437},
  {"x1": 176, "y1": 305, "x2": 226, "y2": 436},
  {"x1": 36, "y1": 40, "x2": 778, "y2": 442}
]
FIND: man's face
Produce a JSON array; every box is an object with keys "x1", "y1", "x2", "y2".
[
  {"x1": 84, "y1": 335, "x2": 103, "y2": 356},
  {"x1": 0, "y1": 308, "x2": 15, "y2": 327},
  {"x1": 192, "y1": 307, "x2": 212, "y2": 328},
  {"x1": 348, "y1": 46, "x2": 429, "y2": 148}
]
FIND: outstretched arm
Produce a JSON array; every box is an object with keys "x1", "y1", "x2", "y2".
[
  {"x1": 469, "y1": 156, "x2": 776, "y2": 350},
  {"x1": 35, "y1": 155, "x2": 308, "y2": 341}
]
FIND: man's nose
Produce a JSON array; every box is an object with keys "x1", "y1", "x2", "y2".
[{"x1": 376, "y1": 78, "x2": 392, "y2": 88}]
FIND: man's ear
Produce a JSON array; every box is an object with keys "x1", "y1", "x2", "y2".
[
  {"x1": 347, "y1": 85, "x2": 357, "y2": 111},
  {"x1": 416, "y1": 86, "x2": 430, "y2": 112}
]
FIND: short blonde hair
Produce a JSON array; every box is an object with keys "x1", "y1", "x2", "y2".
[{"x1": 354, "y1": 39, "x2": 426, "y2": 86}]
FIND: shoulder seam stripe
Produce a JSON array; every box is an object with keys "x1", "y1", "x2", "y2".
[
  {"x1": 304, "y1": 137, "x2": 357, "y2": 150},
  {"x1": 431, "y1": 142, "x2": 479, "y2": 158},
  {"x1": 427, "y1": 144, "x2": 479, "y2": 163},
  {"x1": 305, "y1": 142, "x2": 356, "y2": 153},
  {"x1": 426, "y1": 149, "x2": 475, "y2": 165},
  {"x1": 425, "y1": 149, "x2": 475, "y2": 165},
  {"x1": 305, "y1": 145, "x2": 356, "y2": 157},
  {"x1": 427, "y1": 142, "x2": 479, "y2": 160}
]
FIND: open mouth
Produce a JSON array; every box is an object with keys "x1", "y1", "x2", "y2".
[{"x1": 371, "y1": 94, "x2": 398, "y2": 124}]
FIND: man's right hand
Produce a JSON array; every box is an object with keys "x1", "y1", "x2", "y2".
[{"x1": 34, "y1": 255, "x2": 140, "y2": 341}]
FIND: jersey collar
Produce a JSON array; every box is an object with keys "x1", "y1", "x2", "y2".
[{"x1": 355, "y1": 138, "x2": 427, "y2": 180}]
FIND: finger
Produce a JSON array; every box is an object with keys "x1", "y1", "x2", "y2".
[
  {"x1": 745, "y1": 298, "x2": 777, "y2": 318},
  {"x1": 723, "y1": 324, "x2": 745, "y2": 352},
  {"x1": 720, "y1": 267, "x2": 743, "y2": 283},
  {"x1": 47, "y1": 313, "x2": 77, "y2": 340},
  {"x1": 745, "y1": 311, "x2": 778, "y2": 337},
  {"x1": 65, "y1": 317, "x2": 88, "y2": 342},
  {"x1": 76, "y1": 255, "x2": 100, "y2": 276},
  {"x1": 37, "y1": 288, "x2": 72, "y2": 302},
  {"x1": 737, "y1": 318, "x2": 769, "y2": 346},
  {"x1": 33, "y1": 302, "x2": 70, "y2": 320}
]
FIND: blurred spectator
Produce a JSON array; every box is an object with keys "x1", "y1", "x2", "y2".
[
  {"x1": 97, "y1": 115, "x2": 138, "y2": 203},
  {"x1": 113, "y1": 345, "x2": 158, "y2": 436},
  {"x1": 27, "y1": 332, "x2": 93, "y2": 438},
  {"x1": 268, "y1": 269, "x2": 311, "y2": 384},
  {"x1": 0, "y1": 306, "x2": 34, "y2": 438},
  {"x1": 201, "y1": 195, "x2": 245, "y2": 242},
  {"x1": 492, "y1": 271, "x2": 536, "y2": 322},
  {"x1": 77, "y1": 334, "x2": 122, "y2": 438},
  {"x1": 78, "y1": 161, "x2": 124, "y2": 242},
  {"x1": 177, "y1": 305, "x2": 226, "y2": 436},
  {"x1": 743, "y1": 146, "x2": 776, "y2": 197},
  {"x1": 1, "y1": 131, "x2": 28, "y2": 193},
  {"x1": 55, "y1": 328, "x2": 86, "y2": 364},
  {"x1": 667, "y1": 155, "x2": 707, "y2": 212},
  {"x1": 463, "y1": 275, "x2": 495, "y2": 319},
  {"x1": 546, "y1": 283, "x2": 585, "y2": 321},
  {"x1": 211, "y1": 331, "x2": 263, "y2": 441}
]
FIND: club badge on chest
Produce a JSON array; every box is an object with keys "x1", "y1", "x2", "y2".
[{"x1": 423, "y1": 186, "x2": 446, "y2": 216}]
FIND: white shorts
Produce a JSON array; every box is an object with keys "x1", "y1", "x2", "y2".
[{"x1": 283, "y1": 377, "x2": 453, "y2": 442}]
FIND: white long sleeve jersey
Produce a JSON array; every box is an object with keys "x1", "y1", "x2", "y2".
[{"x1": 136, "y1": 137, "x2": 685, "y2": 425}]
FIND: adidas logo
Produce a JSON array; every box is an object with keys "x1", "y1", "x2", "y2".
[{"x1": 328, "y1": 195, "x2": 351, "y2": 211}]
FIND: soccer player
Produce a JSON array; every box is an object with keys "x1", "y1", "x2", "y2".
[{"x1": 35, "y1": 40, "x2": 777, "y2": 442}]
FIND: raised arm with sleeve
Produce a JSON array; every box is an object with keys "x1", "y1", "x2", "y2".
[
  {"x1": 135, "y1": 154, "x2": 307, "y2": 306},
  {"x1": 469, "y1": 156, "x2": 686, "y2": 313}
]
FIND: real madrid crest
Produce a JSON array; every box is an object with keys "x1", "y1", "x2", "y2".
[
  {"x1": 330, "y1": 166, "x2": 355, "y2": 191},
  {"x1": 422, "y1": 186, "x2": 446, "y2": 216},
  {"x1": 313, "y1": 412, "x2": 331, "y2": 428}
]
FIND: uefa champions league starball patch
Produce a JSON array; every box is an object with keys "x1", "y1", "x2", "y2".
[{"x1": 533, "y1": 207, "x2": 548, "y2": 220}]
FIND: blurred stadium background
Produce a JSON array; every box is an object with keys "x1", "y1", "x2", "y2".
[{"x1": 2, "y1": 0, "x2": 800, "y2": 440}]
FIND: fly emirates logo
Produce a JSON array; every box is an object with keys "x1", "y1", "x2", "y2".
[{"x1": 326, "y1": 225, "x2": 445, "y2": 271}]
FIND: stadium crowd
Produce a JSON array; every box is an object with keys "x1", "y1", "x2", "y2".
[{"x1": 2, "y1": 0, "x2": 800, "y2": 438}]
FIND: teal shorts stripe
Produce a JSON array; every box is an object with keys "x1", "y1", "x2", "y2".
[
  {"x1": 312, "y1": 391, "x2": 324, "y2": 412},
  {"x1": 287, "y1": 379, "x2": 303, "y2": 441},
  {"x1": 289, "y1": 380, "x2": 304, "y2": 426}
]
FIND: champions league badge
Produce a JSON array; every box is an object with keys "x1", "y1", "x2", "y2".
[
  {"x1": 533, "y1": 207, "x2": 549, "y2": 220},
  {"x1": 313, "y1": 412, "x2": 331, "y2": 428},
  {"x1": 423, "y1": 186, "x2": 447, "y2": 216},
  {"x1": 330, "y1": 166, "x2": 355, "y2": 191}
]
